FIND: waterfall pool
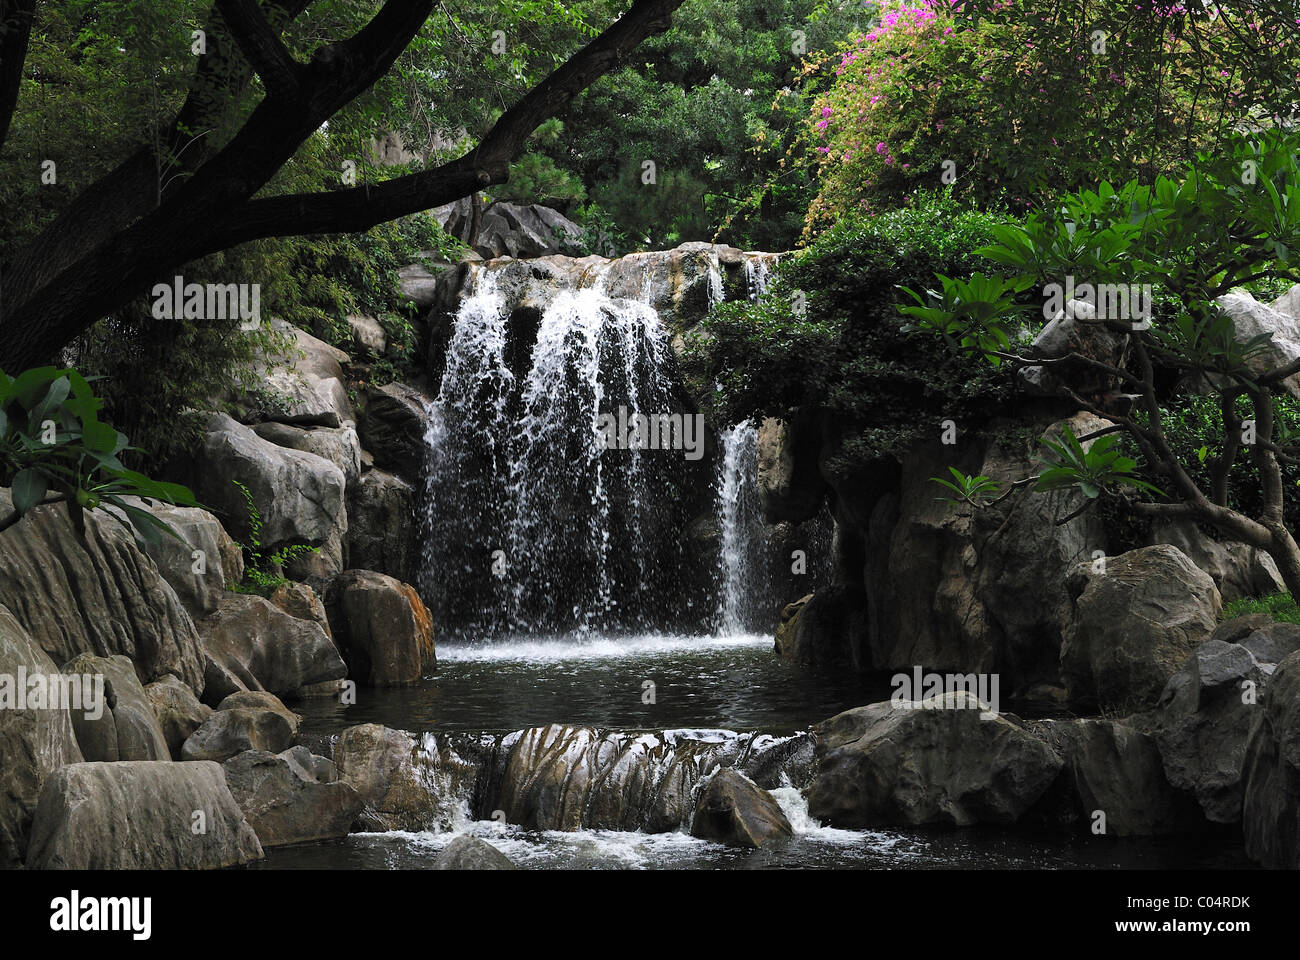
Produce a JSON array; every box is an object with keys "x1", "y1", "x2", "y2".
[{"x1": 273, "y1": 635, "x2": 1254, "y2": 871}]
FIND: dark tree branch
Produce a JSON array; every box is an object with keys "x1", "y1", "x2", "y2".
[
  {"x1": 0, "y1": 0, "x2": 36, "y2": 154},
  {"x1": 0, "y1": 0, "x2": 685, "y2": 372},
  {"x1": 207, "y1": 0, "x2": 685, "y2": 249},
  {"x1": 1, "y1": 0, "x2": 311, "y2": 316},
  {"x1": 215, "y1": 0, "x2": 302, "y2": 97}
]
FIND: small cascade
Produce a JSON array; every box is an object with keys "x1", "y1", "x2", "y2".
[
  {"x1": 743, "y1": 256, "x2": 773, "y2": 300},
  {"x1": 397, "y1": 723, "x2": 817, "y2": 835},
  {"x1": 715, "y1": 420, "x2": 764, "y2": 634}
]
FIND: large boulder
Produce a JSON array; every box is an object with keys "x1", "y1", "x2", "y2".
[
  {"x1": 1216, "y1": 289, "x2": 1300, "y2": 399},
  {"x1": 434, "y1": 834, "x2": 518, "y2": 870},
  {"x1": 267, "y1": 581, "x2": 332, "y2": 637},
  {"x1": 333, "y1": 724, "x2": 446, "y2": 832},
  {"x1": 195, "y1": 592, "x2": 346, "y2": 703},
  {"x1": 1155, "y1": 638, "x2": 1271, "y2": 823},
  {"x1": 1242, "y1": 650, "x2": 1300, "y2": 867},
  {"x1": 857, "y1": 413, "x2": 1110, "y2": 687},
  {"x1": 346, "y1": 314, "x2": 388, "y2": 357},
  {"x1": 60, "y1": 653, "x2": 170, "y2": 762},
  {"x1": 252, "y1": 421, "x2": 362, "y2": 488},
  {"x1": 1146, "y1": 519, "x2": 1284, "y2": 604},
  {"x1": 0, "y1": 605, "x2": 83, "y2": 866},
  {"x1": 346, "y1": 469, "x2": 416, "y2": 582},
  {"x1": 357, "y1": 382, "x2": 432, "y2": 485},
  {"x1": 121, "y1": 499, "x2": 239, "y2": 619},
  {"x1": 191, "y1": 413, "x2": 347, "y2": 559},
  {"x1": 470, "y1": 201, "x2": 583, "y2": 260},
  {"x1": 324, "y1": 570, "x2": 435, "y2": 686},
  {"x1": 1017, "y1": 298, "x2": 1131, "y2": 397},
  {"x1": 181, "y1": 691, "x2": 299, "y2": 762},
  {"x1": 221, "y1": 747, "x2": 363, "y2": 847},
  {"x1": 145, "y1": 675, "x2": 212, "y2": 760},
  {"x1": 24, "y1": 761, "x2": 263, "y2": 869},
  {"x1": 1032, "y1": 718, "x2": 1201, "y2": 835},
  {"x1": 806, "y1": 693, "x2": 1062, "y2": 828},
  {"x1": 0, "y1": 489, "x2": 206, "y2": 692},
  {"x1": 690, "y1": 768, "x2": 793, "y2": 848},
  {"x1": 1060, "y1": 544, "x2": 1221, "y2": 712},
  {"x1": 244, "y1": 324, "x2": 354, "y2": 427}
]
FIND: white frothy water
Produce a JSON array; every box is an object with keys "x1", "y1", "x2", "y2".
[{"x1": 438, "y1": 632, "x2": 771, "y2": 663}]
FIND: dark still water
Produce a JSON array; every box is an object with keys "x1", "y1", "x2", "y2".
[{"x1": 293, "y1": 634, "x2": 890, "y2": 737}]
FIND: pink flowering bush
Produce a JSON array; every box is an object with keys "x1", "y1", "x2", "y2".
[{"x1": 801, "y1": 0, "x2": 1297, "y2": 234}]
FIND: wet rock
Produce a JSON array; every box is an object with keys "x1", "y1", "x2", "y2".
[
  {"x1": 221, "y1": 748, "x2": 362, "y2": 847},
  {"x1": 195, "y1": 592, "x2": 346, "y2": 703},
  {"x1": 0, "y1": 605, "x2": 83, "y2": 867},
  {"x1": 807, "y1": 693, "x2": 1062, "y2": 828},
  {"x1": 334, "y1": 724, "x2": 449, "y2": 831},
  {"x1": 434, "y1": 834, "x2": 518, "y2": 870},
  {"x1": 495, "y1": 725, "x2": 794, "y2": 833},
  {"x1": 357, "y1": 382, "x2": 432, "y2": 484},
  {"x1": 60, "y1": 653, "x2": 170, "y2": 762},
  {"x1": 757, "y1": 415, "x2": 827, "y2": 523},
  {"x1": 24, "y1": 760, "x2": 262, "y2": 869},
  {"x1": 1242, "y1": 650, "x2": 1300, "y2": 867},
  {"x1": 0, "y1": 489, "x2": 206, "y2": 693},
  {"x1": 690, "y1": 768, "x2": 793, "y2": 848},
  {"x1": 145, "y1": 675, "x2": 211, "y2": 760},
  {"x1": 325, "y1": 570, "x2": 435, "y2": 685},
  {"x1": 1060, "y1": 544, "x2": 1220, "y2": 712}
]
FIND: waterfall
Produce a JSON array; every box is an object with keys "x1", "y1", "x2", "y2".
[
  {"x1": 711, "y1": 255, "x2": 778, "y2": 635},
  {"x1": 715, "y1": 420, "x2": 762, "y2": 634},
  {"x1": 420, "y1": 261, "x2": 706, "y2": 637}
]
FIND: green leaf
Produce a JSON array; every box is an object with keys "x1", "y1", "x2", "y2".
[{"x1": 11, "y1": 469, "x2": 48, "y2": 514}]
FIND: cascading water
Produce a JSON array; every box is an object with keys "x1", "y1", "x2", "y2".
[
  {"x1": 712, "y1": 255, "x2": 778, "y2": 635},
  {"x1": 714, "y1": 420, "x2": 763, "y2": 634},
  {"x1": 420, "y1": 259, "x2": 714, "y2": 637}
]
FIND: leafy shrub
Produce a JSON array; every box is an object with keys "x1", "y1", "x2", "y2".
[
  {"x1": 802, "y1": 1, "x2": 1294, "y2": 231},
  {"x1": 0, "y1": 366, "x2": 197, "y2": 541},
  {"x1": 686, "y1": 190, "x2": 1013, "y2": 459}
]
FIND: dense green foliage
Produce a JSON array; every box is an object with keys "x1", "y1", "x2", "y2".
[
  {"x1": 800, "y1": 1, "x2": 1300, "y2": 231},
  {"x1": 549, "y1": 0, "x2": 861, "y2": 250},
  {"x1": 687, "y1": 191, "x2": 1013, "y2": 458}
]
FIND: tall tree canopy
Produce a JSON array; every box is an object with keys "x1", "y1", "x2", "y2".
[{"x1": 0, "y1": 0, "x2": 685, "y2": 372}]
